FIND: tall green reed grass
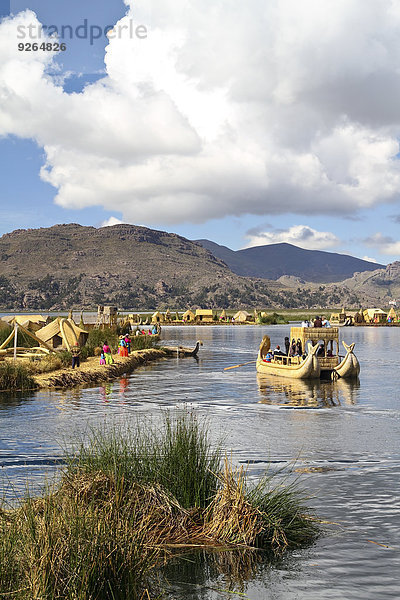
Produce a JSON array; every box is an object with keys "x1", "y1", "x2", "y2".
[
  {"x1": 67, "y1": 411, "x2": 221, "y2": 509},
  {"x1": 0, "y1": 411, "x2": 320, "y2": 600},
  {"x1": 0, "y1": 361, "x2": 37, "y2": 391}
]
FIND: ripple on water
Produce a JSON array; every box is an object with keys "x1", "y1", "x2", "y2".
[{"x1": 1, "y1": 325, "x2": 399, "y2": 599}]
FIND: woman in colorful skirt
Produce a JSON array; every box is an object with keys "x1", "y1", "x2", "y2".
[
  {"x1": 103, "y1": 341, "x2": 113, "y2": 364},
  {"x1": 118, "y1": 336, "x2": 129, "y2": 357}
]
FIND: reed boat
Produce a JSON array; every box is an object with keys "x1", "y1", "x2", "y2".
[
  {"x1": 135, "y1": 333, "x2": 160, "y2": 343},
  {"x1": 257, "y1": 327, "x2": 360, "y2": 380},
  {"x1": 291, "y1": 326, "x2": 360, "y2": 379},
  {"x1": 333, "y1": 341, "x2": 360, "y2": 379},
  {"x1": 256, "y1": 335, "x2": 320, "y2": 379},
  {"x1": 161, "y1": 340, "x2": 203, "y2": 357}
]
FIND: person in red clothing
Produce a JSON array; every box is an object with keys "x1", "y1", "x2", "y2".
[{"x1": 124, "y1": 333, "x2": 131, "y2": 354}]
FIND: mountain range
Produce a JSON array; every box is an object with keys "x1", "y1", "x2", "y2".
[
  {"x1": 0, "y1": 223, "x2": 396, "y2": 310},
  {"x1": 196, "y1": 239, "x2": 384, "y2": 283}
]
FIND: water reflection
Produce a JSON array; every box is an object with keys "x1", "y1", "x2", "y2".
[
  {"x1": 257, "y1": 373, "x2": 360, "y2": 408},
  {"x1": 119, "y1": 377, "x2": 129, "y2": 401},
  {"x1": 1, "y1": 325, "x2": 399, "y2": 599},
  {"x1": 0, "y1": 390, "x2": 34, "y2": 410},
  {"x1": 99, "y1": 382, "x2": 114, "y2": 403},
  {"x1": 161, "y1": 549, "x2": 298, "y2": 600}
]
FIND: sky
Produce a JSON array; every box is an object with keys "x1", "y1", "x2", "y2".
[{"x1": 1, "y1": 0, "x2": 400, "y2": 265}]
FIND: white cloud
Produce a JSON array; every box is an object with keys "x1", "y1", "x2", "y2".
[
  {"x1": 244, "y1": 225, "x2": 340, "y2": 250},
  {"x1": 362, "y1": 256, "x2": 378, "y2": 264},
  {"x1": 364, "y1": 232, "x2": 400, "y2": 255},
  {"x1": 99, "y1": 216, "x2": 124, "y2": 227},
  {"x1": 2, "y1": 2, "x2": 400, "y2": 224}
]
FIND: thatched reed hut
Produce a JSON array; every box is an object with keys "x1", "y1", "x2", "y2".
[
  {"x1": 1, "y1": 314, "x2": 48, "y2": 332},
  {"x1": 151, "y1": 311, "x2": 165, "y2": 324},
  {"x1": 363, "y1": 308, "x2": 387, "y2": 323},
  {"x1": 36, "y1": 318, "x2": 88, "y2": 351},
  {"x1": 233, "y1": 310, "x2": 253, "y2": 323},
  {"x1": 195, "y1": 309, "x2": 214, "y2": 323},
  {"x1": 182, "y1": 310, "x2": 195, "y2": 322}
]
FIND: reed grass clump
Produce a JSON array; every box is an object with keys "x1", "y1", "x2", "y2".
[
  {"x1": 130, "y1": 335, "x2": 157, "y2": 351},
  {"x1": 204, "y1": 460, "x2": 319, "y2": 553},
  {"x1": 0, "y1": 361, "x2": 37, "y2": 391},
  {"x1": 85, "y1": 327, "x2": 119, "y2": 355},
  {"x1": 67, "y1": 411, "x2": 221, "y2": 509},
  {"x1": 0, "y1": 412, "x2": 321, "y2": 599}
]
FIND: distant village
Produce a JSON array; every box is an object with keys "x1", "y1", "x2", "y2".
[{"x1": 1, "y1": 304, "x2": 399, "y2": 360}]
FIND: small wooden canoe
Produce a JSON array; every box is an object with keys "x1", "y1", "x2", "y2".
[{"x1": 256, "y1": 336, "x2": 320, "y2": 379}]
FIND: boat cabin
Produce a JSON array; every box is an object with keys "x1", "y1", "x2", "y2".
[{"x1": 290, "y1": 326, "x2": 341, "y2": 375}]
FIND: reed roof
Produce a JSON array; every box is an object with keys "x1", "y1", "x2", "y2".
[
  {"x1": 2, "y1": 314, "x2": 47, "y2": 325},
  {"x1": 363, "y1": 308, "x2": 387, "y2": 318},
  {"x1": 233, "y1": 310, "x2": 251, "y2": 319},
  {"x1": 36, "y1": 318, "x2": 88, "y2": 346}
]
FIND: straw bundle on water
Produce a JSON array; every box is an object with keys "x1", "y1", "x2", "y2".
[{"x1": 204, "y1": 460, "x2": 265, "y2": 547}]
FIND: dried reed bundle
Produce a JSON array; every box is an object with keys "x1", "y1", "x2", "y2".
[{"x1": 203, "y1": 459, "x2": 264, "y2": 547}]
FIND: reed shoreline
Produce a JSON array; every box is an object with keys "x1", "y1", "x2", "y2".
[{"x1": 32, "y1": 348, "x2": 167, "y2": 390}]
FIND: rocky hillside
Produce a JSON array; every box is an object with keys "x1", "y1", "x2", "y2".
[
  {"x1": 340, "y1": 262, "x2": 400, "y2": 304},
  {"x1": 0, "y1": 224, "x2": 383, "y2": 311},
  {"x1": 0, "y1": 224, "x2": 285, "y2": 310},
  {"x1": 197, "y1": 240, "x2": 384, "y2": 283}
]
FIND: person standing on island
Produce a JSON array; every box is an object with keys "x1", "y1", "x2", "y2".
[
  {"x1": 103, "y1": 340, "x2": 113, "y2": 365},
  {"x1": 71, "y1": 342, "x2": 81, "y2": 369}
]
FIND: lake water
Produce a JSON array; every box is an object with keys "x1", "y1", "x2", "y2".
[{"x1": 1, "y1": 325, "x2": 399, "y2": 599}]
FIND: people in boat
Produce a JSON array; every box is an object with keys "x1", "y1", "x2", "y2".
[
  {"x1": 289, "y1": 338, "x2": 297, "y2": 356},
  {"x1": 321, "y1": 316, "x2": 331, "y2": 327},
  {"x1": 317, "y1": 343, "x2": 325, "y2": 357},
  {"x1": 326, "y1": 348, "x2": 333, "y2": 357},
  {"x1": 313, "y1": 316, "x2": 322, "y2": 327},
  {"x1": 284, "y1": 336, "x2": 290, "y2": 355},
  {"x1": 103, "y1": 341, "x2": 113, "y2": 364},
  {"x1": 274, "y1": 345, "x2": 285, "y2": 356},
  {"x1": 301, "y1": 320, "x2": 310, "y2": 327},
  {"x1": 295, "y1": 338, "x2": 302, "y2": 355},
  {"x1": 263, "y1": 349, "x2": 274, "y2": 362}
]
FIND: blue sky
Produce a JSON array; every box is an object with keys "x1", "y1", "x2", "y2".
[{"x1": 1, "y1": 0, "x2": 400, "y2": 265}]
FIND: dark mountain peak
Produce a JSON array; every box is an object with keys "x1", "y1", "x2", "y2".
[{"x1": 196, "y1": 239, "x2": 385, "y2": 283}]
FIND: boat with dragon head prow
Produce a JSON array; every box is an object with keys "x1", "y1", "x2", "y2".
[{"x1": 256, "y1": 326, "x2": 360, "y2": 380}]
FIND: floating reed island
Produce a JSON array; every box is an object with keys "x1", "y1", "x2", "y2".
[
  {"x1": 0, "y1": 349, "x2": 167, "y2": 392},
  {"x1": 0, "y1": 412, "x2": 321, "y2": 600},
  {"x1": 0, "y1": 325, "x2": 167, "y2": 392}
]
